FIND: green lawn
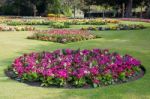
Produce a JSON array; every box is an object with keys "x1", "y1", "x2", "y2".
[{"x1": 0, "y1": 22, "x2": 150, "y2": 99}]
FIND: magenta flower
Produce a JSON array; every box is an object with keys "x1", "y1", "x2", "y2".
[
  {"x1": 11, "y1": 49, "x2": 142, "y2": 87},
  {"x1": 90, "y1": 67, "x2": 99, "y2": 75},
  {"x1": 56, "y1": 69, "x2": 68, "y2": 78}
]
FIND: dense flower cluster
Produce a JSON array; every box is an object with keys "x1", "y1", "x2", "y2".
[
  {"x1": 5, "y1": 18, "x2": 119, "y2": 26},
  {"x1": 47, "y1": 13, "x2": 66, "y2": 18},
  {"x1": 0, "y1": 26, "x2": 35, "y2": 31},
  {"x1": 27, "y1": 29, "x2": 98, "y2": 43},
  {"x1": 65, "y1": 19, "x2": 119, "y2": 25},
  {"x1": 6, "y1": 19, "x2": 51, "y2": 26},
  {"x1": 120, "y1": 18, "x2": 150, "y2": 23},
  {"x1": 81, "y1": 24, "x2": 145, "y2": 31},
  {"x1": 65, "y1": 19, "x2": 107, "y2": 25},
  {"x1": 50, "y1": 22, "x2": 70, "y2": 28},
  {"x1": 6, "y1": 20, "x2": 69, "y2": 28},
  {"x1": 11, "y1": 49, "x2": 142, "y2": 88}
]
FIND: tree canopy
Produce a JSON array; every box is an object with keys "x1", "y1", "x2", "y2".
[{"x1": 0, "y1": 0, "x2": 149, "y2": 18}]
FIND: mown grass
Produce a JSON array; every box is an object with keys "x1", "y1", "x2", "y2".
[{"x1": 0, "y1": 21, "x2": 150, "y2": 99}]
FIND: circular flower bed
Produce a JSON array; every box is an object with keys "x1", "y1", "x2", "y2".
[
  {"x1": 27, "y1": 29, "x2": 99, "y2": 43},
  {"x1": 6, "y1": 49, "x2": 144, "y2": 88}
]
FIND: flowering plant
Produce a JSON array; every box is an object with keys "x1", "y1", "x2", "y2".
[
  {"x1": 0, "y1": 26, "x2": 35, "y2": 31},
  {"x1": 5, "y1": 18, "x2": 119, "y2": 26},
  {"x1": 47, "y1": 14, "x2": 66, "y2": 18},
  {"x1": 9, "y1": 49, "x2": 142, "y2": 88},
  {"x1": 65, "y1": 19, "x2": 107, "y2": 25},
  {"x1": 120, "y1": 18, "x2": 150, "y2": 23},
  {"x1": 50, "y1": 22, "x2": 70, "y2": 28},
  {"x1": 6, "y1": 19, "x2": 52, "y2": 26},
  {"x1": 81, "y1": 24, "x2": 145, "y2": 31},
  {"x1": 27, "y1": 29, "x2": 98, "y2": 43}
]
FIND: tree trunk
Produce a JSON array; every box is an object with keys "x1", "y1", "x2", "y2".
[
  {"x1": 122, "y1": 3, "x2": 125, "y2": 18},
  {"x1": 17, "y1": 0, "x2": 20, "y2": 16},
  {"x1": 125, "y1": 0, "x2": 133, "y2": 18},
  {"x1": 102, "y1": 10, "x2": 105, "y2": 18},
  {"x1": 33, "y1": 4, "x2": 37, "y2": 17},
  {"x1": 88, "y1": 5, "x2": 90, "y2": 18},
  {"x1": 73, "y1": 6, "x2": 76, "y2": 18},
  {"x1": 103, "y1": 6, "x2": 107, "y2": 19},
  {"x1": 140, "y1": 6, "x2": 143, "y2": 18},
  {"x1": 17, "y1": 8, "x2": 20, "y2": 16}
]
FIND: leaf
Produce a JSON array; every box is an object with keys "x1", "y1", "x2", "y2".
[{"x1": 93, "y1": 83, "x2": 98, "y2": 88}]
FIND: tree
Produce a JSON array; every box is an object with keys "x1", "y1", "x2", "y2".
[
  {"x1": 62, "y1": 0, "x2": 84, "y2": 18},
  {"x1": 84, "y1": 0, "x2": 145, "y2": 18},
  {"x1": 26, "y1": 0, "x2": 42, "y2": 16}
]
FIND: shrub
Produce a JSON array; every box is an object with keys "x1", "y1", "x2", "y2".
[{"x1": 9, "y1": 49, "x2": 142, "y2": 88}]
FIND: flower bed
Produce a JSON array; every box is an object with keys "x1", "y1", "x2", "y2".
[
  {"x1": 65, "y1": 19, "x2": 119, "y2": 25},
  {"x1": 5, "y1": 19, "x2": 119, "y2": 26},
  {"x1": 7, "y1": 20, "x2": 69, "y2": 28},
  {"x1": 50, "y1": 22, "x2": 70, "y2": 28},
  {"x1": 47, "y1": 14, "x2": 66, "y2": 18},
  {"x1": 81, "y1": 24, "x2": 145, "y2": 31},
  {"x1": 6, "y1": 20, "x2": 51, "y2": 26},
  {"x1": 65, "y1": 19, "x2": 107, "y2": 25},
  {"x1": 27, "y1": 29, "x2": 98, "y2": 43},
  {"x1": 120, "y1": 18, "x2": 150, "y2": 23},
  {"x1": 0, "y1": 26, "x2": 35, "y2": 31},
  {"x1": 7, "y1": 49, "x2": 143, "y2": 88}
]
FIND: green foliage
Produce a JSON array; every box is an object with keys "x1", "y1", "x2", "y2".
[
  {"x1": 132, "y1": 67, "x2": 141, "y2": 72},
  {"x1": 62, "y1": 6, "x2": 72, "y2": 17},
  {"x1": 101, "y1": 74, "x2": 113, "y2": 85},
  {"x1": 7, "y1": 20, "x2": 52, "y2": 26},
  {"x1": 119, "y1": 72, "x2": 126, "y2": 81},
  {"x1": 74, "y1": 78, "x2": 86, "y2": 87},
  {"x1": 47, "y1": 0, "x2": 62, "y2": 14},
  {"x1": 41, "y1": 77, "x2": 67, "y2": 87},
  {"x1": 22, "y1": 72, "x2": 39, "y2": 81},
  {"x1": 50, "y1": 22, "x2": 70, "y2": 28}
]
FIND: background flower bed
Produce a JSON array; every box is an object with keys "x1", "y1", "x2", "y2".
[
  {"x1": 6, "y1": 20, "x2": 51, "y2": 26},
  {"x1": 0, "y1": 26, "x2": 35, "y2": 31},
  {"x1": 5, "y1": 19, "x2": 119, "y2": 26},
  {"x1": 27, "y1": 29, "x2": 99, "y2": 43},
  {"x1": 81, "y1": 24, "x2": 145, "y2": 31},
  {"x1": 49, "y1": 22, "x2": 70, "y2": 29},
  {"x1": 8, "y1": 49, "x2": 142, "y2": 88},
  {"x1": 65, "y1": 19, "x2": 107, "y2": 25},
  {"x1": 120, "y1": 18, "x2": 150, "y2": 23}
]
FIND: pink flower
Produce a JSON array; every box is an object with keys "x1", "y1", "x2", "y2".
[
  {"x1": 11, "y1": 48, "x2": 142, "y2": 87},
  {"x1": 92, "y1": 79, "x2": 100, "y2": 84},
  {"x1": 90, "y1": 67, "x2": 99, "y2": 75},
  {"x1": 56, "y1": 69, "x2": 68, "y2": 78},
  {"x1": 44, "y1": 69, "x2": 54, "y2": 76}
]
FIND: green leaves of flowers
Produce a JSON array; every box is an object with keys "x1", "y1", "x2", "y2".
[{"x1": 22, "y1": 72, "x2": 38, "y2": 81}]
